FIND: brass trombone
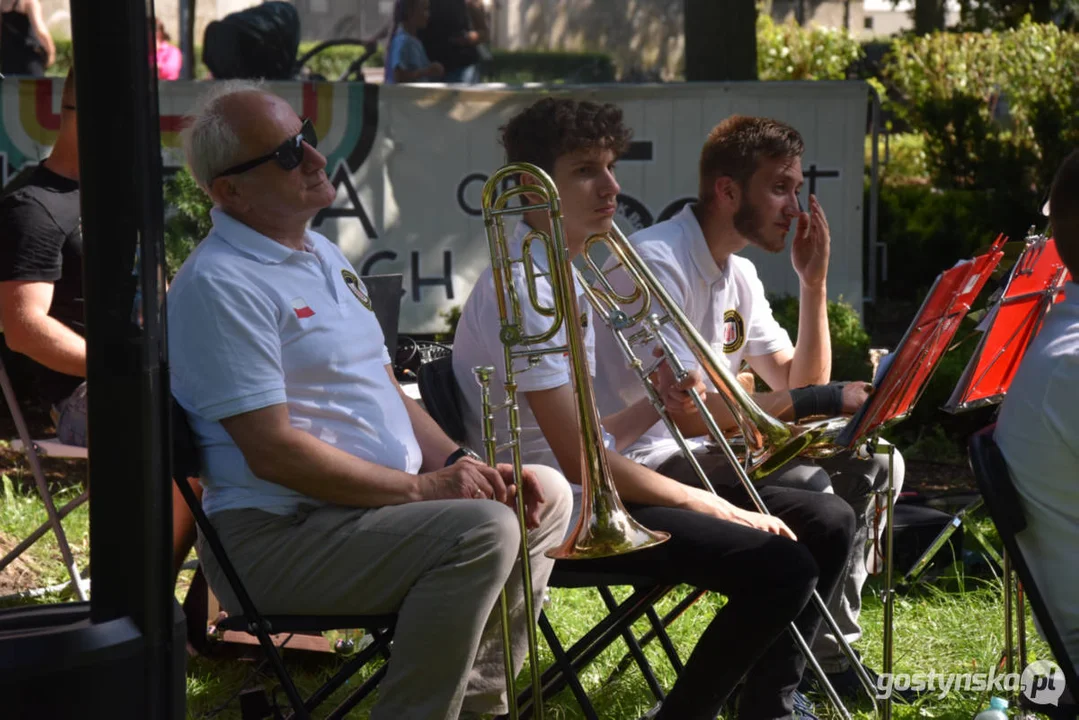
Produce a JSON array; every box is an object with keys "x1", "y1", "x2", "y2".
[
  {"x1": 473, "y1": 163, "x2": 669, "y2": 720},
  {"x1": 577, "y1": 225, "x2": 883, "y2": 720}
]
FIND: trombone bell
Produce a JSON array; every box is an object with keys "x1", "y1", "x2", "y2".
[{"x1": 548, "y1": 490, "x2": 669, "y2": 560}]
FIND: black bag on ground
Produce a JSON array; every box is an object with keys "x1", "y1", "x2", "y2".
[
  {"x1": 891, "y1": 500, "x2": 965, "y2": 577},
  {"x1": 202, "y1": 1, "x2": 300, "y2": 80}
]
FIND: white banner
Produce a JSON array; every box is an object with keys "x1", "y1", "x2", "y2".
[{"x1": 0, "y1": 79, "x2": 869, "y2": 333}]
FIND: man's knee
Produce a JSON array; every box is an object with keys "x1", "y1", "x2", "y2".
[
  {"x1": 755, "y1": 537, "x2": 819, "y2": 617},
  {"x1": 764, "y1": 461, "x2": 833, "y2": 493},
  {"x1": 452, "y1": 502, "x2": 521, "y2": 578},
  {"x1": 814, "y1": 492, "x2": 858, "y2": 555},
  {"x1": 870, "y1": 444, "x2": 905, "y2": 495}
]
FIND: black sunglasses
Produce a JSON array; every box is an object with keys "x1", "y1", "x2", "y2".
[{"x1": 214, "y1": 118, "x2": 318, "y2": 180}]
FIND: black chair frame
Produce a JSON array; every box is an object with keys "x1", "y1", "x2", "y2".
[
  {"x1": 969, "y1": 425, "x2": 1079, "y2": 700},
  {"x1": 171, "y1": 402, "x2": 396, "y2": 720},
  {"x1": 417, "y1": 354, "x2": 697, "y2": 718}
]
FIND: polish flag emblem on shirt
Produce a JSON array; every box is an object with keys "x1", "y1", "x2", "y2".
[{"x1": 291, "y1": 298, "x2": 315, "y2": 319}]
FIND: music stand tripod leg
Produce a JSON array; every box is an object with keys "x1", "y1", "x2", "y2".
[{"x1": 880, "y1": 440, "x2": 896, "y2": 720}]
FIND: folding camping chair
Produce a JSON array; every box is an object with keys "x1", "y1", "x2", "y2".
[
  {"x1": 0, "y1": 347, "x2": 88, "y2": 601},
  {"x1": 417, "y1": 354, "x2": 701, "y2": 719},
  {"x1": 969, "y1": 425, "x2": 1079, "y2": 711},
  {"x1": 171, "y1": 400, "x2": 396, "y2": 720}
]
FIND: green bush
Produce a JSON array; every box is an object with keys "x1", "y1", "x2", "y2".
[
  {"x1": 757, "y1": 12, "x2": 864, "y2": 81},
  {"x1": 872, "y1": 182, "x2": 1037, "y2": 306},
  {"x1": 163, "y1": 167, "x2": 213, "y2": 279},
  {"x1": 484, "y1": 50, "x2": 616, "y2": 84},
  {"x1": 297, "y1": 42, "x2": 383, "y2": 81},
  {"x1": 866, "y1": 132, "x2": 931, "y2": 185},
  {"x1": 883, "y1": 21, "x2": 1079, "y2": 195},
  {"x1": 49, "y1": 38, "x2": 73, "y2": 77},
  {"x1": 768, "y1": 295, "x2": 873, "y2": 382}
]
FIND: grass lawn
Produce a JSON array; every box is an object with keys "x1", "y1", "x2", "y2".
[{"x1": 0, "y1": 446, "x2": 1056, "y2": 720}]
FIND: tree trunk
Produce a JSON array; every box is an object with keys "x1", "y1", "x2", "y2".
[
  {"x1": 1031, "y1": 0, "x2": 1052, "y2": 23},
  {"x1": 684, "y1": 0, "x2": 757, "y2": 81},
  {"x1": 913, "y1": 0, "x2": 946, "y2": 34}
]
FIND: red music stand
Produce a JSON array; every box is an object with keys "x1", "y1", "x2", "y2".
[
  {"x1": 943, "y1": 233, "x2": 1070, "y2": 413},
  {"x1": 837, "y1": 234, "x2": 1007, "y2": 449}
]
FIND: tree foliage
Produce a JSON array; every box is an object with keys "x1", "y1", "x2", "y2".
[{"x1": 757, "y1": 12, "x2": 864, "y2": 80}]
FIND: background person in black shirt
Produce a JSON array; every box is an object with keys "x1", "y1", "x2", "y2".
[
  {"x1": 0, "y1": 68, "x2": 83, "y2": 441},
  {"x1": 0, "y1": 69, "x2": 201, "y2": 581},
  {"x1": 0, "y1": 0, "x2": 55, "y2": 77},
  {"x1": 416, "y1": 0, "x2": 487, "y2": 83}
]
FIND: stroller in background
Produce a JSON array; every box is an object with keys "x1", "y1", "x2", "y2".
[{"x1": 202, "y1": 1, "x2": 379, "y2": 82}]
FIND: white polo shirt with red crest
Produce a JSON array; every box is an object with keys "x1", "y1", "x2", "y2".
[
  {"x1": 168, "y1": 208, "x2": 420, "y2": 516},
  {"x1": 593, "y1": 203, "x2": 792, "y2": 469}
]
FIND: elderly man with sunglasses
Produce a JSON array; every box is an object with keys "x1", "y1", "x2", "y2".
[{"x1": 167, "y1": 82, "x2": 573, "y2": 720}]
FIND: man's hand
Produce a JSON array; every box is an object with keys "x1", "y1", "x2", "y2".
[
  {"x1": 736, "y1": 370, "x2": 756, "y2": 393},
  {"x1": 685, "y1": 487, "x2": 797, "y2": 540},
  {"x1": 426, "y1": 61, "x2": 445, "y2": 79},
  {"x1": 841, "y1": 381, "x2": 872, "y2": 415},
  {"x1": 791, "y1": 193, "x2": 831, "y2": 290},
  {"x1": 504, "y1": 464, "x2": 546, "y2": 530},
  {"x1": 417, "y1": 459, "x2": 546, "y2": 529},
  {"x1": 650, "y1": 347, "x2": 707, "y2": 417},
  {"x1": 419, "y1": 456, "x2": 510, "y2": 503}
]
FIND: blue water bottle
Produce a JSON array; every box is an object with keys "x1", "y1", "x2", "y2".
[{"x1": 974, "y1": 696, "x2": 1009, "y2": 720}]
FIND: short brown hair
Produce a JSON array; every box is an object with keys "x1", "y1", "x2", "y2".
[
  {"x1": 698, "y1": 115, "x2": 804, "y2": 206},
  {"x1": 500, "y1": 98, "x2": 632, "y2": 174},
  {"x1": 1050, "y1": 149, "x2": 1079, "y2": 276}
]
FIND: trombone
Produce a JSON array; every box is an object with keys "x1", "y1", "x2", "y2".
[
  {"x1": 473, "y1": 163, "x2": 669, "y2": 720},
  {"x1": 577, "y1": 225, "x2": 883, "y2": 720}
]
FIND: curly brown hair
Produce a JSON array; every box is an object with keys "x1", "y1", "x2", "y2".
[
  {"x1": 500, "y1": 97, "x2": 632, "y2": 174},
  {"x1": 1050, "y1": 149, "x2": 1079, "y2": 276},
  {"x1": 698, "y1": 116, "x2": 804, "y2": 208}
]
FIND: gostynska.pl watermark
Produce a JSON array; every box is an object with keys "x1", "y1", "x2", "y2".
[{"x1": 875, "y1": 660, "x2": 1066, "y2": 704}]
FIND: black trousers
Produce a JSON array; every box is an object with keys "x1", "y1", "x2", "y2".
[{"x1": 567, "y1": 468, "x2": 855, "y2": 720}]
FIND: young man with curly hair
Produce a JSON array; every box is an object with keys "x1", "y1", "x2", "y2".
[{"x1": 452, "y1": 97, "x2": 856, "y2": 720}]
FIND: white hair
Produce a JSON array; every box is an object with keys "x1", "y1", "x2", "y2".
[{"x1": 180, "y1": 79, "x2": 267, "y2": 190}]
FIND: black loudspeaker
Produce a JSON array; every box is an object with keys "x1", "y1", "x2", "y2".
[{"x1": 0, "y1": 602, "x2": 187, "y2": 718}]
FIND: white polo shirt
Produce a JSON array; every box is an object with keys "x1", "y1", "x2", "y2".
[
  {"x1": 593, "y1": 203, "x2": 792, "y2": 469},
  {"x1": 452, "y1": 221, "x2": 596, "y2": 493},
  {"x1": 168, "y1": 208, "x2": 421, "y2": 516},
  {"x1": 995, "y1": 282, "x2": 1079, "y2": 667}
]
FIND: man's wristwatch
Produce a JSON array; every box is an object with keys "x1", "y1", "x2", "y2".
[{"x1": 444, "y1": 446, "x2": 482, "y2": 467}]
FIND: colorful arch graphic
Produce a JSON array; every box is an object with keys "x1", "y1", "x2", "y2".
[{"x1": 1, "y1": 78, "x2": 380, "y2": 179}]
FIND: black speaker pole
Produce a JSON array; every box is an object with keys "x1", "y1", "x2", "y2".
[
  {"x1": 0, "y1": 0, "x2": 184, "y2": 717},
  {"x1": 179, "y1": 0, "x2": 196, "y2": 80}
]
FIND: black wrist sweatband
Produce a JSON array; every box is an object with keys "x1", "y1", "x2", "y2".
[
  {"x1": 790, "y1": 383, "x2": 845, "y2": 422},
  {"x1": 444, "y1": 446, "x2": 482, "y2": 467}
]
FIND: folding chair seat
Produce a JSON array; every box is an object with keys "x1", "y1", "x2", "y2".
[
  {"x1": 171, "y1": 399, "x2": 396, "y2": 720},
  {"x1": 969, "y1": 426, "x2": 1079, "y2": 706},
  {"x1": 0, "y1": 347, "x2": 88, "y2": 601},
  {"x1": 417, "y1": 353, "x2": 695, "y2": 718}
]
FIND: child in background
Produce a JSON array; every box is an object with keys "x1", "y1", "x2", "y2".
[
  {"x1": 384, "y1": 0, "x2": 444, "y2": 84},
  {"x1": 155, "y1": 17, "x2": 181, "y2": 80}
]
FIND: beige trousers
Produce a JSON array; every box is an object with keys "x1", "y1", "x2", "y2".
[{"x1": 198, "y1": 465, "x2": 573, "y2": 720}]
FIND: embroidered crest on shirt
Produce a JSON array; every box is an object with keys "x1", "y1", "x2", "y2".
[
  {"x1": 722, "y1": 309, "x2": 745, "y2": 353},
  {"x1": 341, "y1": 269, "x2": 373, "y2": 310},
  {"x1": 292, "y1": 298, "x2": 315, "y2": 319}
]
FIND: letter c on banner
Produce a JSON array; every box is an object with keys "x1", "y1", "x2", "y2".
[
  {"x1": 457, "y1": 173, "x2": 518, "y2": 216},
  {"x1": 457, "y1": 172, "x2": 487, "y2": 216},
  {"x1": 361, "y1": 250, "x2": 398, "y2": 277}
]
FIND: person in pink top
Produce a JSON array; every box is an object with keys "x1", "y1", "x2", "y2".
[{"x1": 154, "y1": 17, "x2": 181, "y2": 80}]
